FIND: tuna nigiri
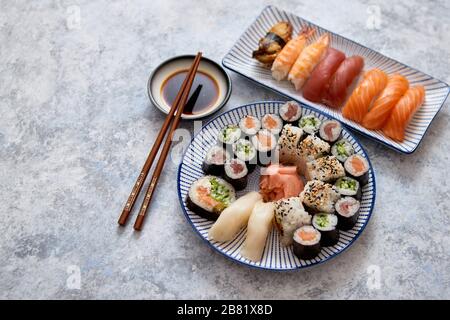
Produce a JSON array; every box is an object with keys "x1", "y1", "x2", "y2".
[
  {"x1": 288, "y1": 33, "x2": 330, "y2": 91},
  {"x1": 342, "y1": 69, "x2": 388, "y2": 123},
  {"x1": 302, "y1": 48, "x2": 346, "y2": 102},
  {"x1": 382, "y1": 86, "x2": 425, "y2": 142},
  {"x1": 322, "y1": 55, "x2": 364, "y2": 108},
  {"x1": 362, "y1": 74, "x2": 409, "y2": 130},
  {"x1": 271, "y1": 27, "x2": 315, "y2": 81}
]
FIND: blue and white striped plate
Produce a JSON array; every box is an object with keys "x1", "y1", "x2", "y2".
[
  {"x1": 177, "y1": 101, "x2": 376, "y2": 270},
  {"x1": 222, "y1": 5, "x2": 450, "y2": 154}
]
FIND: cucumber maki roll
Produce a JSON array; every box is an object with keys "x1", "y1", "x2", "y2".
[
  {"x1": 218, "y1": 124, "x2": 241, "y2": 151},
  {"x1": 239, "y1": 115, "x2": 261, "y2": 137},
  {"x1": 261, "y1": 114, "x2": 283, "y2": 135},
  {"x1": 344, "y1": 154, "x2": 370, "y2": 186},
  {"x1": 251, "y1": 129, "x2": 277, "y2": 166},
  {"x1": 335, "y1": 197, "x2": 360, "y2": 231},
  {"x1": 331, "y1": 139, "x2": 355, "y2": 163},
  {"x1": 299, "y1": 115, "x2": 321, "y2": 135},
  {"x1": 312, "y1": 213, "x2": 339, "y2": 247},
  {"x1": 293, "y1": 226, "x2": 321, "y2": 260},
  {"x1": 334, "y1": 176, "x2": 361, "y2": 200},
  {"x1": 279, "y1": 101, "x2": 302, "y2": 124},
  {"x1": 186, "y1": 176, "x2": 236, "y2": 221},
  {"x1": 233, "y1": 138, "x2": 257, "y2": 173},
  {"x1": 319, "y1": 120, "x2": 342, "y2": 143},
  {"x1": 224, "y1": 158, "x2": 248, "y2": 191},
  {"x1": 202, "y1": 146, "x2": 230, "y2": 176}
]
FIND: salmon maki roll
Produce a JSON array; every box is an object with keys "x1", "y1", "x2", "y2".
[
  {"x1": 342, "y1": 69, "x2": 388, "y2": 123},
  {"x1": 322, "y1": 56, "x2": 364, "y2": 108},
  {"x1": 288, "y1": 33, "x2": 330, "y2": 91},
  {"x1": 382, "y1": 86, "x2": 425, "y2": 142},
  {"x1": 362, "y1": 74, "x2": 409, "y2": 130},
  {"x1": 302, "y1": 48, "x2": 346, "y2": 103},
  {"x1": 271, "y1": 27, "x2": 315, "y2": 81}
]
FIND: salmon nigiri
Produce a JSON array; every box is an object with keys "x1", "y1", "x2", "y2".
[
  {"x1": 288, "y1": 33, "x2": 330, "y2": 90},
  {"x1": 271, "y1": 27, "x2": 315, "y2": 81},
  {"x1": 362, "y1": 74, "x2": 409, "y2": 130},
  {"x1": 322, "y1": 55, "x2": 364, "y2": 108},
  {"x1": 342, "y1": 69, "x2": 388, "y2": 123},
  {"x1": 382, "y1": 86, "x2": 425, "y2": 142}
]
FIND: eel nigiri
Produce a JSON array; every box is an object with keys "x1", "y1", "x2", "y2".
[
  {"x1": 271, "y1": 27, "x2": 315, "y2": 81},
  {"x1": 288, "y1": 33, "x2": 330, "y2": 91},
  {"x1": 362, "y1": 74, "x2": 409, "y2": 130},
  {"x1": 302, "y1": 48, "x2": 346, "y2": 102},
  {"x1": 240, "y1": 201, "x2": 275, "y2": 262},
  {"x1": 322, "y1": 55, "x2": 364, "y2": 108},
  {"x1": 382, "y1": 86, "x2": 425, "y2": 142},
  {"x1": 342, "y1": 69, "x2": 388, "y2": 123},
  {"x1": 253, "y1": 22, "x2": 293, "y2": 65}
]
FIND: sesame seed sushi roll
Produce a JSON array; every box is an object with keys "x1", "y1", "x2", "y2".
[
  {"x1": 232, "y1": 138, "x2": 257, "y2": 173},
  {"x1": 312, "y1": 213, "x2": 339, "y2": 247},
  {"x1": 305, "y1": 155, "x2": 345, "y2": 183},
  {"x1": 251, "y1": 129, "x2": 277, "y2": 166},
  {"x1": 335, "y1": 197, "x2": 360, "y2": 231},
  {"x1": 186, "y1": 176, "x2": 236, "y2": 221},
  {"x1": 344, "y1": 154, "x2": 370, "y2": 186},
  {"x1": 301, "y1": 180, "x2": 341, "y2": 214},
  {"x1": 299, "y1": 114, "x2": 321, "y2": 135},
  {"x1": 202, "y1": 146, "x2": 230, "y2": 176},
  {"x1": 261, "y1": 114, "x2": 283, "y2": 135},
  {"x1": 334, "y1": 176, "x2": 361, "y2": 200},
  {"x1": 239, "y1": 115, "x2": 261, "y2": 137},
  {"x1": 331, "y1": 139, "x2": 355, "y2": 163},
  {"x1": 218, "y1": 124, "x2": 241, "y2": 151},
  {"x1": 278, "y1": 124, "x2": 304, "y2": 165},
  {"x1": 279, "y1": 101, "x2": 302, "y2": 124},
  {"x1": 319, "y1": 119, "x2": 342, "y2": 143},
  {"x1": 224, "y1": 158, "x2": 248, "y2": 191},
  {"x1": 293, "y1": 226, "x2": 321, "y2": 260}
]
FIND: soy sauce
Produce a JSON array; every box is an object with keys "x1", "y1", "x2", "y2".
[{"x1": 161, "y1": 69, "x2": 219, "y2": 115}]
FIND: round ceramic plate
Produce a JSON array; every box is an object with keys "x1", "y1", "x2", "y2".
[{"x1": 177, "y1": 101, "x2": 376, "y2": 270}]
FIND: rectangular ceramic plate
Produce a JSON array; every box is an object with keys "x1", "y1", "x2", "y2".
[{"x1": 222, "y1": 5, "x2": 450, "y2": 153}]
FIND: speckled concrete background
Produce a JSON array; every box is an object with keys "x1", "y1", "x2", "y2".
[{"x1": 0, "y1": 0, "x2": 449, "y2": 299}]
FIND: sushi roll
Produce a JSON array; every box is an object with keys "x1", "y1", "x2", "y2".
[
  {"x1": 301, "y1": 180, "x2": 340, "y2": 213},
  {"x1": 239, "y1": 115, "x2": 261, "y2": 137},
  {"x1": 186, "y1": 176, "x2": 236, "y2": 221},
  {"x1": 218, "y1": 124, "x2": 241, "y2": 151},
  {"x1": 224, "y1": 158, "x2": 248, "y2": 191},
  {"x1": 232, "y1": 139, "x2": 257, "y2": 173},
  {"x1": 293, "y1": 226, "x2": 321, "y2": 260},
  {"x1": 335, "y1": 197, "x2": 360, "y2": 230},
  {"x1": 297, "y1": 135, "x2": 330, "y2": 174},
  {"x1": 305, "y1": 155, "x2": 345, "y2": 183},
  {"x1": 344, "y1": 154, "x2": 370, "y2": 186},
  {"x1": 331, "y1": 139, "x2": 355, "y2": 163},
  {"x1": 334, "y1": 176, "x2": 361, "y2": 200},
  {"x1": 319, "y1": 119, "x2": 342, "y2": 143},
  {"x1": 202, "y1": 145, "x2": 230, "y2": 176},
  {"x1": 251, "y1": 129, "x2": 277, "y2": 166},
  {"x1": 299, "y1": 114, "x2": 321, "y2": 135},
  {"x1": 312, "y1": 213, "x2": 339, "y2": 247},
  {"x1": 279, "y1": 101, "x2": 302, "y2": 124},
  {"x1": 261, "y1": 114, "x2": 283, "y2": 135},
  {"x1": 277, "y1": 124, "x2": 304, "y2": 165}
]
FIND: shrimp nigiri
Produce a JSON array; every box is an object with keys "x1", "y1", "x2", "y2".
[
  {"x1": 342, "y1": 69, "x2": 388, "y2": 123},
  {"x1": 362, "y1": 74, "x2": 409, "y2": 130},
  {"x1": 288, "y1": 33, "x2": 330, "y2": 91},
  {"x1": 382, "y1": 86, "x2": 425, "y2": 142},
  {"x1": 322, "y1": 55, "x2": 364, "y2": 108},
  {"x1": 302, "y1": 48, "x2": 346, "y2": 102},
  {"x1": 271, "y1": 27, "x2": 315, "y2": 81}
]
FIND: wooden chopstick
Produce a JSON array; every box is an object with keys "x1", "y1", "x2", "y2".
[
  {"x1": 118, "y1": 53, "x2": 202, "y2": 226},
  {"x1": 133, "y1": 53, "x2": 203, "y2": 231}
]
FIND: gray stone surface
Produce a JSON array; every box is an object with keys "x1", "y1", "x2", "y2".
[{"x1": 0, "y1": 0, "x2": 449, "y2": 299}]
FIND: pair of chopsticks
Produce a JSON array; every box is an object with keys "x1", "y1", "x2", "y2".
[{"x1": 118, "y1": 52, "x2": 203, "y2": 231}]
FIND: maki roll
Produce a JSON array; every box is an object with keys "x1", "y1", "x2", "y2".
[
  {"x1": 299, "y1": 115, "x2": 321, "y2": 135},
  {"x1": 224, "y1": 158, "x2": 248, "y2": 191},
  {"x1": 186, "y1": 176, "x2": 236, "y2": 221},
  {"x1": 312, "y1": 213, "x2": 339, "y2": 247},
  {"x1": 344, "y1": 154, "x2": 370, "y2": 186},
  {"x1": 334, "y1": 176, "x2": 361, "y2": 199},
  {"x1": 251, "y1": 129, "x2": 277, "y2": 166},
  {"x1": 239, "y1": 115, "x2": 261, "y2": 137},
  {"x1": 279, "y1": 101, "x2": 302, "y2": 124},
  {"x1": 335, "y1": 197, "x2": 360, "y2": 230},
  {"x1": 297, "y1": 135, "x2": 330, "y2": 174},
  {"x1": 218, "y1": 124, "x2": 241, "y2": 151},
  {"x1": 305, "y1": 155, "x2": 345, "y2": 183},
  {"x1": 202, "y1": 145, "x2": 230, "y2": 176},
  {"x1": 331, "y1": 139, "x2": 355, "y2": 163},
  {"x1": 319, "y1": 119, "x2": 342, "y2": 143},
  {"x1": 301, "y1": 180, "x2": 340, "y2": 213},
  {"x1": 233, "y1": 138, "x2": 257, "y2": 173},
  {"x1": 293, "y1": 226, "x2": 321, "y2": 260},
  {"x1": 278, "y1": 124, "x2": 304, "y2": 165},
  {"x1": 261, "y1": 114, "x2": 283, "y2": 135}
]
